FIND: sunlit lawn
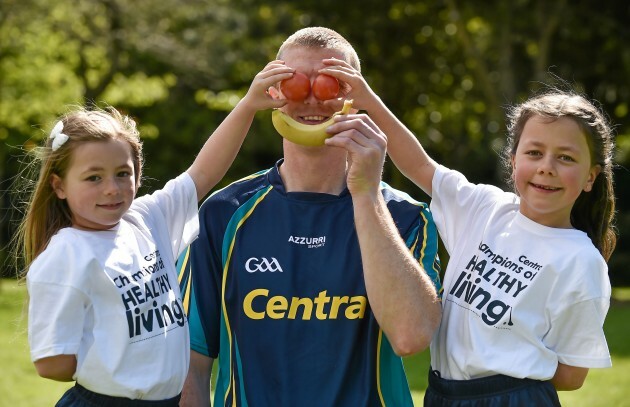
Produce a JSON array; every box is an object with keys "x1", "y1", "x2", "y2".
[
  {"x1": 2, "y1": 279, "x2": 629, "y2": 406},
  {"x1": 406, "y1": 287, "x2": 630, "y2": 406},
  {"x1": 1, "y1": 279, "x2": 70, "y2": 406}
]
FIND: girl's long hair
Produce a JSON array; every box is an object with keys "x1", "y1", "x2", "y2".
[{"x1": 13, "y1": 106, "x2": 143, "y2": 277}]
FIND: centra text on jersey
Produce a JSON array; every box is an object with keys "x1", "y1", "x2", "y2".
[{"x1": 244, "y1": 289, "x2": 367, "y2": 320}]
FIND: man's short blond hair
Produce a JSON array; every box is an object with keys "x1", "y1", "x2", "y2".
[{"x1": 277, "y1": 27, "x2": 361, "y2": 72}]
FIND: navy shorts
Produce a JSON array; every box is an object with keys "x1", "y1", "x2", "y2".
[
  {"x1": 424, "y1": 369, "x2": 561, "y2": 407},
  {"x1": 55, "y1": 383, "x2": 181, "y2": 407}
]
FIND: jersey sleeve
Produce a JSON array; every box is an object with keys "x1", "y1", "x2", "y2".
[
  {"x1": 178, "y1": 199, "x2": 224, "y2": 358},
  {"x1": 383, "y1": 183, "x2": 443, "y2": 296},
  {"x1": 410, "y1": 203, "x2": 442, "y2": 296}
]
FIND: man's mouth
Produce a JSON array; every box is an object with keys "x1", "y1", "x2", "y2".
[{"x1": 300, "y1": 115, "x2": 329, "y2": 124}]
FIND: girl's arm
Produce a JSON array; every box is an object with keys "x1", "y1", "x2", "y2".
[
  {"x1": 33, "y1": 355, "x2": 76, "y2": 382},
  {"x1": 363, "y1": 95, "x2": 438, "y2": 196},
  {"x1": 552, "y1": 363, "x2": 589, "y2": 391},
  {"x1": 320, "y1": 59, "x2": 438, "y2": 196},
  {"x1": 187, "y1": 61, "x2": 294, "y2": 201}
]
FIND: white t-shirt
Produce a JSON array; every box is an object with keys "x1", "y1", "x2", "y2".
[
  {"x1": 27, "y1": 173, "x2": 199, "y2": 400},
  {"x1": 429, "y1": 165, "x2": 611, "y2": 381}
]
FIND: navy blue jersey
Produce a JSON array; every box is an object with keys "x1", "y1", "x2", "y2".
[{"x1": 178, "y1": 161, "x2": 441, "y2": 407}]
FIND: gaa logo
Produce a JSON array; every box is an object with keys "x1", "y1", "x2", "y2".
[{"x1": 245, "y1": 257, "x2": 283, "y2": 273}]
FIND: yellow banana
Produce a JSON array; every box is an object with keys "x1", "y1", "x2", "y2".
[{"x1": 272, "y1": 99, "x2": 353, "y2": 146}]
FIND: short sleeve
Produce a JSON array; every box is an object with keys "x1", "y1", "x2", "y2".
[
  {"x1": 543, "y1": 298, "x2": 611, "y2": 368},
  {"x1": 134, "y1": 172, "x2": 199, "y2": 258},
  {"x1": 430, "y1": 165, "x2": 515, "y2": 254},
  {"x1": 412, "y1": 204, "x2": 442, "y2": 296},
  {"x1": 28, "y1": 282, "x2": 88, "y2": 362}
]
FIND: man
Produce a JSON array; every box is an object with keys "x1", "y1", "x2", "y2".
[{"x1": 178, "y1": 27, "x2": 441, "y2": 406}]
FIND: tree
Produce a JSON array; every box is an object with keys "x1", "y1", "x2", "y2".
[{"x1": 2, "y1": 0, "x2": 628, "y2": 281}]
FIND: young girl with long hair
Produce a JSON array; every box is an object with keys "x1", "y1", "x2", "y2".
[
  {"x1": 15, "y1": 59, "x2": 292, "y2": 407},
  {"x1": 325, "y1": 67, "x2": 616, "y2": 405}
]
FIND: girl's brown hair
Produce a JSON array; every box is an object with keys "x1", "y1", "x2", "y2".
[{"x1": 14, "y1": 106, "x2": 143, "y2": 276}]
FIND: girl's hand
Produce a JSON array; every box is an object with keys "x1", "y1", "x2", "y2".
[
  {"x1": 318, "y1": 58, "x2": 379, "y2": 113},
  {"x1": 241, "y1": 60, "x2": 294, "y2": 112}
]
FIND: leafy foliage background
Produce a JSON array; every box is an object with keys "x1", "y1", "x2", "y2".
[{"x1": 1, "y1": 0, "x2": 629, "y2": 283}]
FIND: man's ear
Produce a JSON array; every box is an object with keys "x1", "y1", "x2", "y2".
[
  {"x1": 268, "y1": 86, "x2": 282, "y2": 100},
  {"x1": 50, "y1": 174, "x2": 66, "y2": 199}
]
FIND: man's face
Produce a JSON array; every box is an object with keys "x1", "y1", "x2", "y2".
[{"x1": 276, "y1": 47, "x2": 347, "y2": 125}]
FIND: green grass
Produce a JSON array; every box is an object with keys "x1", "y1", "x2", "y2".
[
  {"x1": 403, "y1": 288, "x2": 630, "y2": 406},
  {"x1": 0, "y1": 279, "x2": 70, "y2": 406},
  {"x1": 2, "y1": 279, "x2": 629, "y2": 406}
]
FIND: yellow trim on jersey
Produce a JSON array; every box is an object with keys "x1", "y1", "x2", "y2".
[
  {"x1": 222, "y1": 187, "x2": 273, "y2": 403},
  {"x1": 376, "y1": 329, "x2": 386, "y2": 406},
  {"x1": 178, "y1": 248, "x2": 192, "y2": 313}
]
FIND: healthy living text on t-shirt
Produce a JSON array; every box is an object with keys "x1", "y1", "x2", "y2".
[
  {"x1": 113, "y1": 250, "x2": 186, "y2": 340},
  {"x1": 448, "y1": 242, "x2": 543, "y2": 327}
]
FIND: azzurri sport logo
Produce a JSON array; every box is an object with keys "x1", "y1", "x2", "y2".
[
  {"x1": 245, "y1": 257, "x2": 283, "y2": 273},
  {"x1": 288, "y1": 235, "x2": 326, "y2": 249}
]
